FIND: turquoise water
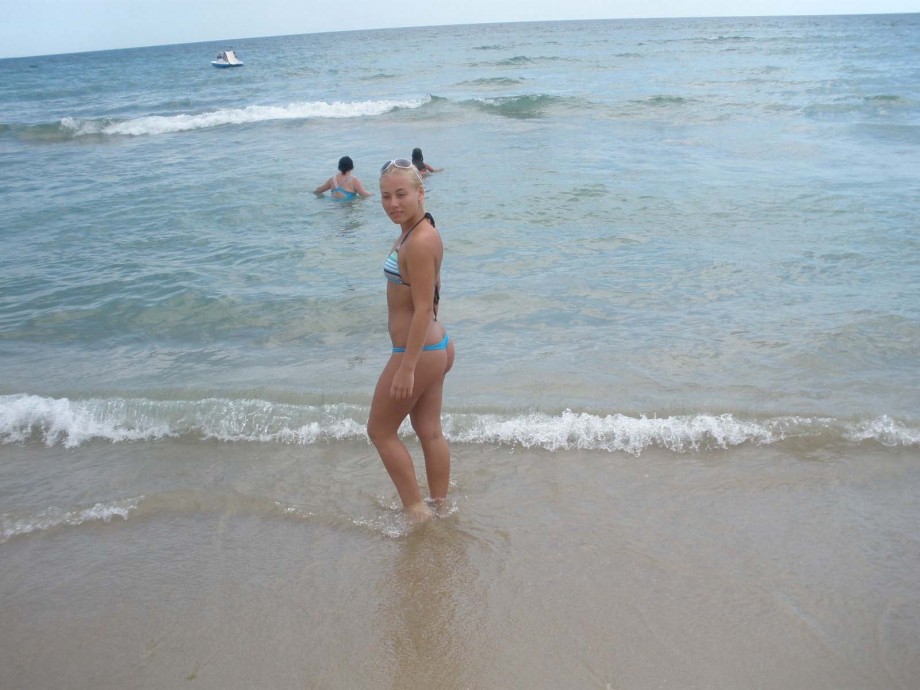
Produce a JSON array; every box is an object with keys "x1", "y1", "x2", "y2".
[{"x1": 1, "y1": 14, "x2": 919, "y2": 459}]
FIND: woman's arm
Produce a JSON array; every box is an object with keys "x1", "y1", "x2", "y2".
[
  {"x1": 313, "y1": 177, "x2": 332, "y2": 195},
  {"x1": 353, "y1": 177, "x2": 373, "y2": 198},
  {"x1": 389, "y1": 230, "x2": 440, "y2": 400}
]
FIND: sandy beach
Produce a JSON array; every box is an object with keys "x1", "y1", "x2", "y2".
[{"x1": 2, "y1": 439, "x2": 918, "y2": 689}]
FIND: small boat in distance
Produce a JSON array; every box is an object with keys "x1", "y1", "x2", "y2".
[{"x1": 211, "y1": 50, "x2": 244, "y2": 68}]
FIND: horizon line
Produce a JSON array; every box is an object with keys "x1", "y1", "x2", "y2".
[{"x1": 2, "y1": 10, "x2": 916, "y2": 61}]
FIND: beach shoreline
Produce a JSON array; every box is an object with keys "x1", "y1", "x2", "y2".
[{"x1": 2, "y1": 440, "x2": 918, "y2": 689}]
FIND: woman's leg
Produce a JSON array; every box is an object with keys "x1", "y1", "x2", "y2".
[
  {"x1": 368, "y1": 356, "x2": 422, "y2": 508},
  {"x1": 367, "y1": 348, "x2": 450, "y2": 512},
  {"x1": 410, "y1": 377, "x2": 449, "y2": 501},
  {"x1": 410, "y1": 341, "x2": 454, "y2": 502}
]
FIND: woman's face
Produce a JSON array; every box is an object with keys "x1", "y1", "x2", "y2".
[{"x1": 379, "y1": 172, "x2": 424, "y2": 225}]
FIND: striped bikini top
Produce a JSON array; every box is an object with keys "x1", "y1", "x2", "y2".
[
  {"x1": 384, "y1": 213, "x2": 441, "y2": 309},
  {"x1": 383, "y1": 248, "x2": 406, "y2": 285}
]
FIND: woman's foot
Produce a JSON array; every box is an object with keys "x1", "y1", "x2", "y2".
[
  {"x1": 405, "y1": 500, "x2": 433, "y2": 523},
  {"x1": 428, "y1": 497, "x2": 449, "y2": 516}
]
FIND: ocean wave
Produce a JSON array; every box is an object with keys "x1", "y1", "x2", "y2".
[
  {"x1": 465, "y1": 410, "x2": 920, "y2": 452},
  {"x1": 455, "y1": 77, "x2": 526, "y2": 87},
  {"x1": 650, "y1": 34, "x2": 756, "y2": 45},
  {"x1": 701, "y1": 35, "x2": 756, "y2": 42},
  {"x1": 473, "y1": 55, "x2": 571, "y2": 68},
  {"x1": 54, "y1": 96, "x2": 431, "y2": 137},
  {"x1": 467, "y1": 93, "x2": 574, "y2": 119},
  {"x1": 359, "y1": 73, "x2": 399, "y2": 80},
  {"x1": 843, "y1": 415, "x2": 920, "y2": 447},
  {"x1": 446, "y1": 410, "x2": 785, "y2": 453},
  {"x1": 2, "y1": 394, "x2": 917, "y2": 454},
  {"x1": 0, "y1": 394, "x2": 367, "y2": 448},
  {"x1": 0, "y1": 497, "x2": 140, "y2": 544},
  {"x1": 0, "y1": 492, "x2": 268, "y2": 544},
  {"x1": 0, "y1": 489, "x2": 453, "y2": 544},
  {"x1": 802, "y1": 94, "x2": 917, "y2": 119},
  {"x1": 631, "y1": 95, "x2": 693, "y2": 108}
]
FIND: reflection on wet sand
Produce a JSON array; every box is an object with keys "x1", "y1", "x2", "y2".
[{"x1": 376, "y1": 520, "x2": 489, "y2": 689}]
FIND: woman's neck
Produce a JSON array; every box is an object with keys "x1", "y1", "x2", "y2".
[{"x1": 401, "y1": 212, "x2": 426, "y2": 233}]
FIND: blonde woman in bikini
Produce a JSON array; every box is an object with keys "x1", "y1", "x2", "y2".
[{"x1": 367, "y1": 159, "x2": 454, "y2": 522}]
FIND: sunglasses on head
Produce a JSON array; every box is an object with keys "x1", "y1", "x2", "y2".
[
  {"x1": 380, "y1": 158, "x2": 423, "y2": 185},
  {"x1": 380, "y1": 159, "x2": 422, "y2": 179}
]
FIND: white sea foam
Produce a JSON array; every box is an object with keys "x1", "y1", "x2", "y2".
[
  {"x1": 843, "y1": 415, "x2": 920, "y2": 447},
  {"x1": 0, "y1": 395, "x2": 172, "y2": 448},
  {"x1": 2, "y1": 394, "x2": 916, "y2": 453},
  {"x1": 446, "y1": 409, "x2": 790, "y2": 454},
  {"x1": 0, "y1": 497, "x2": 141, "y2": 544},
  {"x1": 0, "y1": 394, "x2": 370, "y2": 447},
  {"x1": 59, "y1": 96, "x2": 430, "y2": 137}
]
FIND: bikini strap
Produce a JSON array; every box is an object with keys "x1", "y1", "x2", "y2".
[{"x1": 397, "y1": 214, "x2": 429, "y2": 248}]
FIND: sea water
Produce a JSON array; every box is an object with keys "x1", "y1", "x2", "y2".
[
  {"x1": 1, "y1": 15, "x2": 919, "y2": 689},
  {"x1": 2, "y1": 15, "x2": 918, "y2": 443}
]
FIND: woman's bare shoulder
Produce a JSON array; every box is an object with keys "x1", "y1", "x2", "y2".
[{"x1": 404, "y1": 222, "x2": 442, "y2": 257}]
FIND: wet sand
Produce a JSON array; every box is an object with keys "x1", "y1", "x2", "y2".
[{"x1": 1, "y1": 441, "x2": 919, "y2": 689}]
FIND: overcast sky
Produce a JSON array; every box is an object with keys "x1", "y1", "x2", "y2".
[{"x1": 2, "y1": 0, "x2": 918, "y2": 59}]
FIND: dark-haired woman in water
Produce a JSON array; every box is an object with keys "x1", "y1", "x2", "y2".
[{"x1": 313, "y1": 156, "x2": 371, "y2": 200}]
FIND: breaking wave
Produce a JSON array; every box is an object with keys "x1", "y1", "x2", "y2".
[
  {"x1": 0, "y1": 497, "x2": 141, "y2": 544},
  {"x1": 467, "y1": 93, "x2": 574, "y2": 119},
  {"x1": 52, "y1": 96, "x2": 431, "y2": 137},
  {"x1": 2, "y1": 394, "x2": 917, "y2": 454}
]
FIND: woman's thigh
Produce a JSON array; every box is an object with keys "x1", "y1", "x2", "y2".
[{"x1": 369, "y1": 350, "x2": 448, "y2": 434}]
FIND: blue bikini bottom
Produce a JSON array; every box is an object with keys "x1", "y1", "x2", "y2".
[{"x1": 392, "y1": 332, "x2": 449, "y2": 354}]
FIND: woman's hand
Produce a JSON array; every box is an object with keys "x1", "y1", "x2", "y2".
[{"x1": 389, "y1": 365, "x2": 415, "y2": 400}]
